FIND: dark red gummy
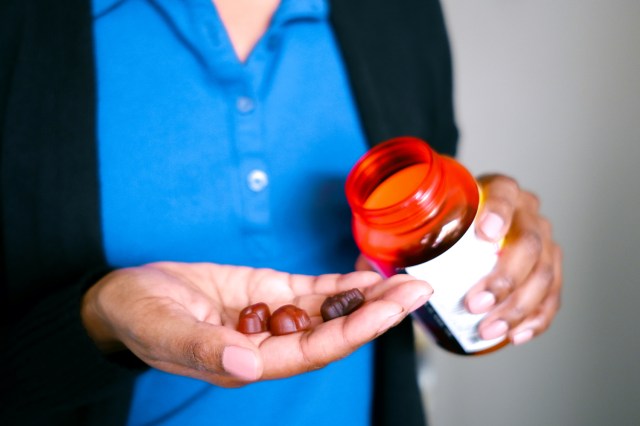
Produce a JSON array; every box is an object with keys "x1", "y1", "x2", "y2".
[
  {"x1": 237, "y1": 302, "x2": 271, "y2": 334},
  {"x1": 320, "y1": 288, "x2": 365, "y2": 321},
  {"x1": 269, "y1": 305, "x2": 311, "y2": 336}
]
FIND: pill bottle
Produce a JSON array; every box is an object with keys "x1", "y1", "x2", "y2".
[{"x1": 345, "y1": 136, "x2": 507, "y2": 355}]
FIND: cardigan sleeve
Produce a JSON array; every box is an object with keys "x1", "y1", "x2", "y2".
[
  {"x1": 1, "y1": 268, "x2": 148, "y2": 424},
  {"x1": 0, "y1": 1, "x2": 146, "y2": 424}
]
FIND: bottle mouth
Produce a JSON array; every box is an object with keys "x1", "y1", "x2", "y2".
[{"x1": 345, "y1": 137, "x2": 444, "y2": 227}]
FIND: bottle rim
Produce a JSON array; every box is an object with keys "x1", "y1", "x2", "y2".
[{"x1": 345, "y1": 136, "x2": 444, "y2": 228}]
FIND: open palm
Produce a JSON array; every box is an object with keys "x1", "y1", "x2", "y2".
[{"x1": 81, "y1": 261, "x2": 432, "y2": 387}]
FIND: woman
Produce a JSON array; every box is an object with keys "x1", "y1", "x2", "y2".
[{"x1": 0, "y1": 0, "x2": 562, "y2": 424}]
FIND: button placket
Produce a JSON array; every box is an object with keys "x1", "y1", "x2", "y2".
[{"x1": 233, "y1": 81, "x2": 270, "y2": 231}]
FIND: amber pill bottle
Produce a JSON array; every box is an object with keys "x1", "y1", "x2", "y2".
[{"x1": 345, "y1": 137, "x2": 507, "y2": 355}]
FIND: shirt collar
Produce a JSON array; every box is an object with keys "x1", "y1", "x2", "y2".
[
  {"x1": 93, "y1": 0, "x2": 328, "y2": 23},
  {"x1": 271, "y1": 0, "x2": 329, "y2": 29},
  {"x1": 92, "y1": 0, "x2": 127, "y2": 18}
]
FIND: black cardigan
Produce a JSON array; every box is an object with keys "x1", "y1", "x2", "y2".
[{"x1": 0, "y1": 0, "x2": 457, "y2": 424}]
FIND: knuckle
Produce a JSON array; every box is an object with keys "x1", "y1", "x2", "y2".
[
  {"x1": 553, "y1": 246, "x2": 564, "y2": 284},
  {"x1": 478, "y1": 174, "x2": 519, "y2": 200},
  {"x1": 555, "y1": 244, "x2": 564, "y2": 264},
  {"x1": 489, "y1": 275, "x2": 515, "y2": 298},
  {"x1": 489, "y1": 195, "x2": 515, "y2": 214},
  {"x1": 555, "y1": 291, "x2": 563, "y2": 312},
  {"x1": 495, "y1": 175, "x2": 520, "y2": 196},
  {"x1": 520, "y1": 229, "x2": 543, "y2": 257},
  {"x1": 475, "y1": 173, "x2": 498, "y2": 184},
  {"x1": 536, "y1": 264, "x2": 555, "y2": 290},
  {"x1": 183, "y1": 340, "x2": 217, "y2": 372},
  {"x1": 538, "y1": 216, "x2": 553, "y2": 237},
  {"x1": 539, "y1": 301, "x2": 559, "y2": 332},
  {"x1": 535, "y1": 317, "x2": 551, "y2": 334},
  {"x1": 549, "y1": 287, "x2": 563, "y2": 312},
  {"x1": 521, "y1": 191, "x2": 541, "y2": 210},
  {"x1": 507, "y1": 304, "x2": 527, "y2": 324},
  {"x1": 491, "y1": 174, "x2": 519, "y2": 190}
]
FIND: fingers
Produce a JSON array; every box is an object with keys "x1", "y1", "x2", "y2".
[
  {"x1": 466, "y1": 178, "x2": 541, "y2": 313},
  {"x1": 258, "y1": 275, "x2": 432, "y2": 380},
  {"x1": 354, "y1": 254, "x2": 376, "y2": 272},
  {"x1": 507, "y1": 244, "x2": 563, "y2": 345},
  {"x1": 467, "y1": 199, "x2": 550, "y2": 311},
  {"x1": 464, "y1": 175, "x2": 562, "y2": 346},
  {"x1": 291, "y1": 269, "x2": 382, "y2": 297}
]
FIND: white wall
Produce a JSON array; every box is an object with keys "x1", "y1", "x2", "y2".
[{"x1": 422, "y1": 1, "x2": 640, "y2": 425}]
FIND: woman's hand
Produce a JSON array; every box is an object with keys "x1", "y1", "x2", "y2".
[
  {"x1": 466, "y1": 174, "x2": 563, "y2": 346},
  {"x1": 81, "y1": 262, "x2": 432, "y2": 387}
]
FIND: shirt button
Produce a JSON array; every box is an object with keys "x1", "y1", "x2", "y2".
[
  {"x1": 247, "y1": 169, "x2": 269, "y2": 192},
  {"x1": 236, "y1": 96, "x2": 255, "y2": 113}
]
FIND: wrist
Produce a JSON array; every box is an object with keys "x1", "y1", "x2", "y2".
[{"x1": 80, "y1": 275, "x2": 126, "y2": 354}]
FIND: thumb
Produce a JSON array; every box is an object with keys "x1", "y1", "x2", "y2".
[
  {"x1": 136, "y1": 314, "x2": 263, "y2": 383},
  {"x1": 476, "y1": 174, "x2": 519, "y2": 242},
  {"x1": 220, "y1": 344, "x2": 261, "y2": 381}
]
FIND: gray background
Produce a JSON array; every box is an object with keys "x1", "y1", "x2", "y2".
[{"x1": 419, "y1": 1, "x2": 640, "y2": 425}]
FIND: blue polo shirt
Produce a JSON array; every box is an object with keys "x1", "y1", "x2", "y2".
[{"x1": 92, "y1": 0, "x2": 372, "y2": 424}]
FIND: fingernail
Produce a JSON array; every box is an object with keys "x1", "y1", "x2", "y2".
[
  {"x1": 468, "y1": 291, "x2": 496, "y2": 313},
  {"x1": 409, "y1": 289, "x2": 433, "y2": 312},
  {"x1": 480, "y1": 213, "x2": 504, "y2": 241},
  {"x1": 480, "y1": 320, "x2": 508, "y2": 340},
  {"x1": 512, "y1": 329, "x2": 534, "y2": 346},
  {"x1": 377, "y1": 308, "x2": 404, "y2": 334},
  {"x1": 222, "y1": 346, "x2": 259, "y2": 381}
]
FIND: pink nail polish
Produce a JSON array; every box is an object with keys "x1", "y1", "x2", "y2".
[
  {"x1": 480, "y1": 213, "x2": 504, "y2": 241},
  {"x1": 222, "y1": 346, "x2": 259, "y2": 381},
  {"x1": 409, "y1": 290, "x2": 433, "y2": 312},
  {"x1": 481, "y1": 320, "x2": 508, "y2": 340},
  {"x1": 468, "y1": 291, "x2": 496, "y2": 313},
  {"x1": 377, "y1": 308, "x2": 404, "y2": 334},
  {"x1": 512, "y1": 329, "x2": 534, "y2": 346}
]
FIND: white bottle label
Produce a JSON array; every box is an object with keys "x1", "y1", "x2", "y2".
[{"x1": 405, "y1": 219, "x2": 502, "y2": 353}]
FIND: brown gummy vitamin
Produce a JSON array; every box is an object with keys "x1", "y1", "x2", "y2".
[
  {"x1": 237, "y1": 302, "x2": 271, "y2": 334},
  {"x1": 237, "y1": 312, "x2": 264, "y2": 334},
  {"x1": 321, "y1": 288, "x2": 365, "y2": 321},
  {"x1": 269, "y1": 304, "x2": 311, "y2": 336}
]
